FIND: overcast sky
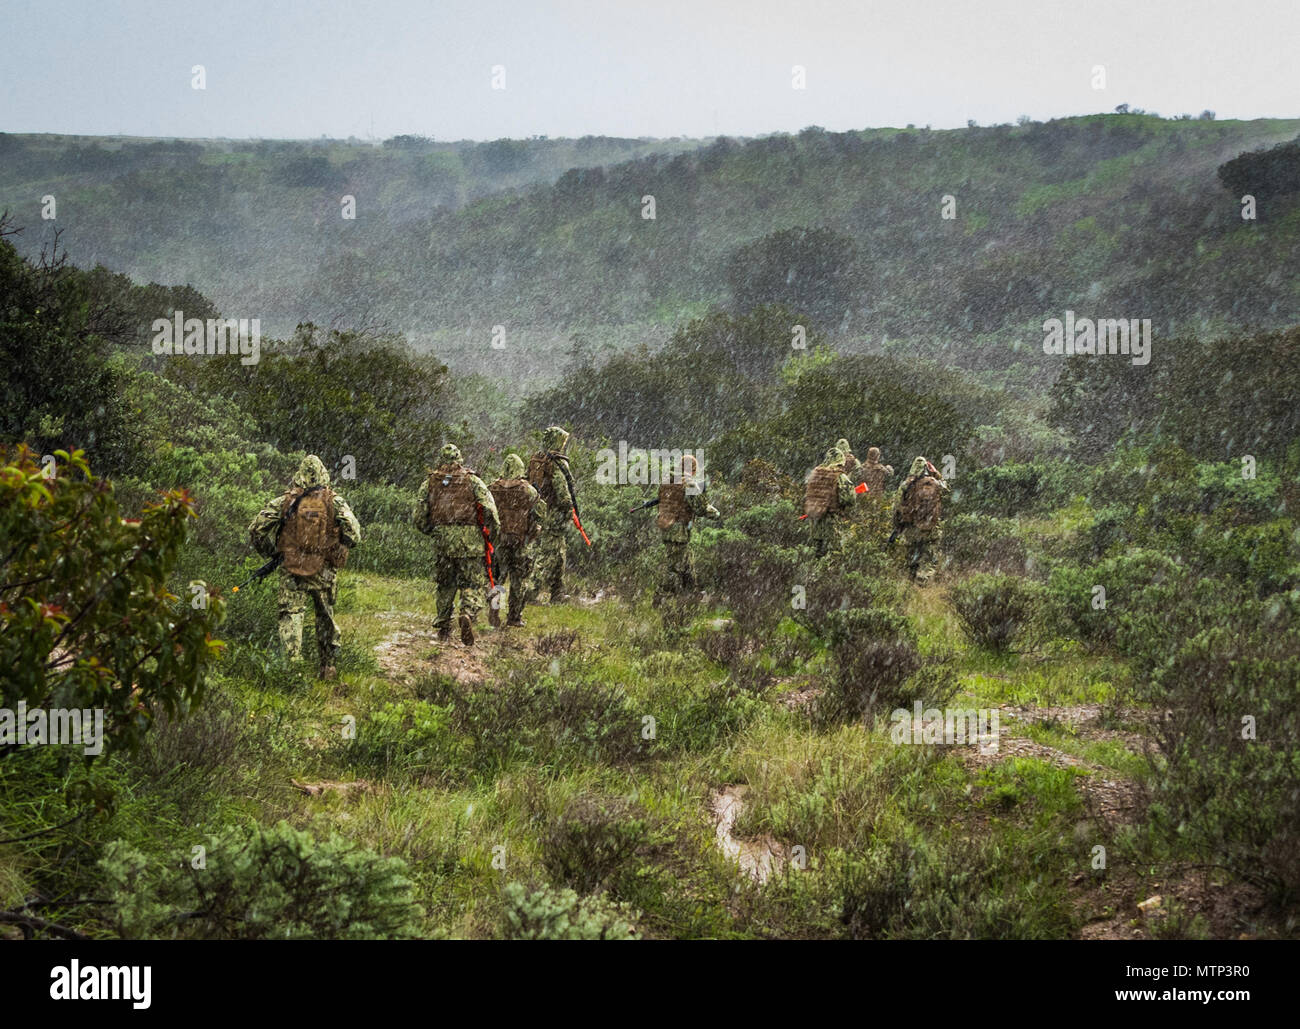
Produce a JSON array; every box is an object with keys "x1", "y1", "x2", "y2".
[{"x1": 3, "y1": 0, "x2": 1297, "y2": 140}]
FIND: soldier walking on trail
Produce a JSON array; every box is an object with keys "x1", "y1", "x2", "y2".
[
  {"x1": 891, "y1": 456, "x2": 948, "y2": 584},
  {"x1": 804, "y1": 446, "x2": 860, "y2": 557},
  {"x1": 248, "y1": 454, "x2": 361, "y2": 679},
  {"x1": 487, "y1": 453, "x2": 547, "y2": 628},
  {"x1": 526, "y1": 426, "x2": 577, "y2": 604},
  {"x1": 413, "y1": 444, "x2": 500, "y2": 646},
  {"x1": 652, "y1": 453, "x2": 720, "y2": 604}
]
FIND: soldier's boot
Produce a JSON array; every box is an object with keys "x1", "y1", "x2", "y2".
[
  {"x1": 437, "y1": 624, "x2": 453, "y2": 642},
  {"x1": 319, "y1": 663, "x2": 338, "y2": 680},
  {"x1": 459, "y1": 613, "x2": 475, "y2": 647},
  {"x1": 487, "y1": 590, "x2": 502, "y2": 628},
  {"x1": 506, "y1": 616, "x2": 525, "y2": 628}
]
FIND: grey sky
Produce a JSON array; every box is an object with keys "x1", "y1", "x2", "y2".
[{"x1": 3, "y1": 0, "x2": 1297, "y2": 140}]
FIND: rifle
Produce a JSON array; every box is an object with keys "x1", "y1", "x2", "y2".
[
  {"x1": 231, "y1": 555, "x2": 282, "y2": 592},
  {"x1": 474, "y1": 502, "x2": 496, "y2": 589},
  {"x1": 628, "y1": 497, "x2": 660, "y2": 514},
  {"x1": 554, "y1": 456, "x2": 592, "y2": 547}
]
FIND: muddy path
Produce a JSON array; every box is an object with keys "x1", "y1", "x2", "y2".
[{"x1": 709, "y1": 785, "x2": 790, "y2": 884}]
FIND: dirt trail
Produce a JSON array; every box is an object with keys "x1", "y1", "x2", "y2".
[
  {"x1": 369, "y1": 600, "x2": 600, "y2": 688},
  {"x1": 373, "y1": 626, "x2": 492, "y2": 686},
  {"x1": 966, "y1": 704, "x2": 1148, "y2": 828}
]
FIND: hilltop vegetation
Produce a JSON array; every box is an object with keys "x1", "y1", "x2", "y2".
[
  {"x1": 4, "y1": 115, "x2": 1300, "y2": 387},
  {"x1": 0, "y1": 130, "x2": 705, "y2": 346}
]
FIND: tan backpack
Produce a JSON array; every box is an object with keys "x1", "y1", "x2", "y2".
[
  {"x1": 656, "y1": 481, "x2": 690, "y2": 530},
  {"x1": 527, "y1": 452, "x2": 559, "y2": 506},
  {"x1": 898, "y1": 476, "x2": 943, "y2": 531},
  {"x1": 277, "y1": 487, "x2": 341, "y2": 576},
  {"x1": 427, "y1": 467, "x2": 479, "y2": 526},
  {"x1": 858, "y1": 462, "x2": 892, "y2": 496},
  {"x1": 803, "y1": 466, "x2": 842, "y2": 520},
  {"x1": 491, "y1": 478, "x2": 535, "y2": 542}
]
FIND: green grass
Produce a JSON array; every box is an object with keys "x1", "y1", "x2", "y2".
[{"x1": 1, "y1": 542, "x2": 1198, "y2": 939}]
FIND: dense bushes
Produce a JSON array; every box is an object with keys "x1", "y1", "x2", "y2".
[
  {"x1": 1048, "y1": 548, "x2": 1185, "y2": 648},
  {"x1": 954, "y1": 462, "x2": 1077, "y2": 517},
  {"x1": 1049, "y1": 328, "x2": 1300, "y2": 464},
  {"x1": 941, "y1": 513, "x2": 1030, "y2": 574},
  {"x1": 541, "y1": 796, "x2": 659, "y2": 895},
  {"x1": 99, "y1": 822, "x2": 425, "y2": 939},
  {"x1": 726, "y1": 226, "x2": 858, "y2": 327},
  {"x1": 1119, "y1": 581, "x2": 1300, "y2": 907},
  {"x1": 822, "y1": 606, "x2": 957, "y2": 722},
  {"x1": 951, "y1": 572, "x2": 1044, "y2": 652},
  {"x1": 0, "y1": 446, "x2": 226, "y2": 757},
  {"x1": 500, "y1": 882, "x2": 637, "y2": 940},
  {"x1": 181, "y1": 323, "x2": 456, "y2": 486}
]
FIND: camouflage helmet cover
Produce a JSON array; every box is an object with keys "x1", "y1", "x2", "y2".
[
  {"x1": 292, "y1": 454, "x2": 330, "y2": 488},
  {"x1": 542, "y1": 426, "x2": 570, "y2": 454}
]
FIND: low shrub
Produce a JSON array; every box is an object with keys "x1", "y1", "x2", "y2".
[
  {"x1": 500, "y1": 882, "x2": 638, "y2": 940},
  {"x1": 99, "y1": 821, "x2": 425, "y2": 939},
  {"x1": 950, "y1": 572, "x2": 1044, "y2": 652}
]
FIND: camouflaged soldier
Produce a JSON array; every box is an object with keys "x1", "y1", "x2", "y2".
[
  {"x1": 487, "y1": 453, "x2": 547, "y2": 628},
  {"x1": 836, "y1": 438, "x2": 859, "y2": 475},
  {"x1": 526, "y1": 426, "x2": 576, "y2": 604},
  {"x1": 413, "y1": 444, "x2": 500, "y2": 646},
  {"x1": 248, "y1": 454, "x2": 361, "y2": 678},
  {"x1": 653, "y1": 454, "x2": 720, "y2": 604},
  {"x1": 892, "y1": 456, "x2": 948, "y2": 584},
  {"x1": 852, "y1": 446, "x2": 895, "y2": 528},
  {"x1": 855, "y1": 447, "x2": 894, "y2": 496},
  {"x1": 804, "y1": 446, "x2": 859, "y2": 557}
]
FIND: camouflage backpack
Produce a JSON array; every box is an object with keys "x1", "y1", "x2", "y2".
[
  {"x1": 527, "y1": 452, "x2": 560, "y2": 507},
  {"x1": 897, "y1": 476, "x2": 943, "y2": 531},
  {"x1": 427, "y1": 467, "x2": 479, "y2": 526},
  {"x1": 491, "y1": 478, "x2": 535, "y2": 542},
  {"x1": 858, "y1": 462, "x2": 891, "y2": 496},
  {"x1": 277, "y1": 486, "x2": 341, "y2": 576},
  {"x1": 656, "y1": 481, "x2": 690, "y2": 530},
  {"x1": 803, "y1": 467, "x2": 842, "y2": 520}
]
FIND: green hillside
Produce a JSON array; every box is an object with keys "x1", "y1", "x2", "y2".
[{"x1": 3, "y1": 115, "x2": 1298, "y2": 378}]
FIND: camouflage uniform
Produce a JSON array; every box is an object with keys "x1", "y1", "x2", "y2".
[
  {"x1": 527, "y1": 426, "x2": 575, "y2": 603},
  {"x1": 654, "y1": 456, "x2": 721, "y2": 603},
  {"x1": 807, "y1": 447, "x2": 858, "y2": 557},
  {"x1": 248, "y1": 455, "x2": 361, "y2": 674},
  {"x1": 853, "y1": 446, "x2": 895, "y2": 527},
  {"x1": 488, "y1": 453, "x2": 547, "y2": 627},
  {"x1": 413, "y1": 444, "x2": 500, "y2": 644},
  {"x1": 893, "y1": 456, "x2": 948, "y2": 584},
  {"x1": 836, "y1": 438, "x2": 859, "y2": 475}
]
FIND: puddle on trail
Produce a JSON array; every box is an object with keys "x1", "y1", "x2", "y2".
[{"x1": 709, "y1": 785, "x2": 789, "y2": 884}]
